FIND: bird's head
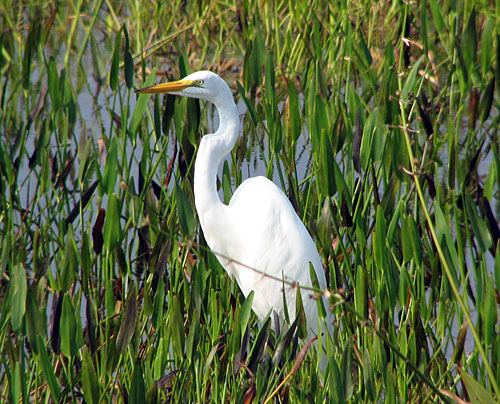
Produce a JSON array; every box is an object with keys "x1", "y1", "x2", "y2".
[{"x1": 136, "y1": 70, "x2": 229, "y2": 104}]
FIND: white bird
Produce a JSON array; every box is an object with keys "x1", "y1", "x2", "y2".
[{"x1": 137, "y1": 70, "x2": 332, "y2": 366}]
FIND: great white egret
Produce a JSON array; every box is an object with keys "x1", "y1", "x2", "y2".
[{"x1": 137, "y1": 70, "x2": 332, "y2": 367}]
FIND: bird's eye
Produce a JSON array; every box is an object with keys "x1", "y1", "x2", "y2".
[{"x1": 197, "y1": 79, "x2": 204, "y2": 86}]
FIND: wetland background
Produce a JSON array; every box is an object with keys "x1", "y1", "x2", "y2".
[{"x1": 1, "y1": 0, "x2": 500, "y2": 402}]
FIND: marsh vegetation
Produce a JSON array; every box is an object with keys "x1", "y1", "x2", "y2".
[{"x1": 1, "y1": 1, "x2": 499, "y2": 402}]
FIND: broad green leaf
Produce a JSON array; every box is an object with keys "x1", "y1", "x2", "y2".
[
  {"x1": 143, "y1": 280, "x2": 153, "y2": 318},
  {"x1": 450, "y1": 322, "x2": 468, "y2": 364},
  {"x1": 25, "y1": 288, "x2": 46, "y2": 354},
  {"x1": 239, "y1": 291, "x2": 254, "y2": 338},
  {"x1": 152, "y1": 277, "x2": 165, "y2": 329},
  {"x1": 130, "y1": 70, "x2": 157, "y2": 136},
  {"x1": 459, "y1": 368, "x2": 496, "y2": 404},
  {"x1": 151, "y1": 92, "x2": 163, "y2": 142},
  {"x1": 77, "y1": 134, "x2": 92, "y2": 185},
  {"x1": 357, "y1": 27, "x2": 373, "y2": 67},
  {"x1": 466, "y1": 195, "x2": 492, "y2": 253},
  {"x1": 36, "y1": 336, "x2": 61, "y2": 402},
  {"x1": 0, "y1": 232, "x2": 9, "y2": 279},
  {"x1": 205, "y1": 341, "x2": 220, "y2": 371},
  {"x1": 81, "y1": 347, "x2": 99, "y2": 404},
  {"x1": 493, "y1": 144, "x2": 500, "y2": 204},
  {"x1": 295, "y1": 285, "x2": 307, "y2": 339},
  {"x1": 105, "y1": 278, "x2": 116, "y2": 319},
  {"x1": 433, "y1": 202, "x2": 459, "y2": 283},
  {"x1": 373, "y1": 205, "x2": 386, "y2": 271},
  {"x1": 333, "y1": 159, "x2": 350, "y2": 204},
  {"x1": 462, "y1": 9, "x2": 477, "y2": 69},
  {"x1": 185, "y1": 98, "x2": 200, "y2": 147},
  {"x1": 109, "y1": 29, "x2": 120, "y2": 91},
  {"x1": 272, "y1": 317, "x2": 297, "y2": 367},
  {"x1": 246, "y1": 30, "x2": 264, "y2": 89},
  {"x1": 265, "y1": 52, "x2": 276, "y2": 109},
  {"x1": 407, "y1": 215, "x2": 423, "y2": 267},
  {"x1": 329, "y1": 358, "x2": 346, "y2": 404},
  {"x1": 247, "y1": 316, "x2": 271, "y2": 372},
  {"x1": 12, "y1": 361, "x2": 20, "y2": 404},
  {"x1": 59, "y1": 226, "x2": 76, "y2": 292},
  {"x1": 105, "y1": 332, "x2": 118, "y2": 375},
  {"x1": 427, "y1": 0, "x2": 445, "y2": 46},
  {"x1": 22, "y1": 19, "x2": 39, "y2": 90},
  {"x1": 401, "y1": 214, "x2": 413, "y2": 264},
  {"x1": 400, "y1": 55, "x2": 424, "y2": 101},
  {"x1": 146, "y1": 378, "x2": 158, "y2": 403},
  {"x1": 103, "y1": 193, "x2": 121, "y2": 251},
  {"x1": 175, "y1": 182, "x2": 195, "y2": 237},
  {"x1": 153, "y1": 337, "x2": 166, "y2": 379},
  {"x1": 47, "y1": 57, "x2": 60, "y2": 112},
  {"x1": 170, "y1": 294, "x2": 185, "y2": 358},
  {"x1": 191, "y1": 256, "x2": 207, "y2": 311},
  {"x1": 363, "y1": 348, "x2": 375, "y2": 401},
  {"x1": 309, "y1": 263, "x2": 326, "y2": 317},
  {"x1": 122, "y1": 24, "x2": 134, "y2": 89},
  {"x1": 360, "y1": 107, "x2": 383, "y2": 171},
  {"x1": 483, "y1": 159, "x2": 496, "y2": 201},
  {"x1": 354, "y1": 265, "x2": 367, "y2": 318},
  {"x1": 222, "y1": 161, "x2": 232, "y2": 204},
  {"x1": 178, "y1": 53, "x2": 190, "y2": 77},
  {"x1": 116, "y1": 282, "x2": 137, "y2": 354},
  {"x1": 480, "y1": 76, "x2": 495, "y2": 123},
  {"x1": 448, "y1": 123, "x2": 456, "y2": 190},
  {"x1": 399, "y1": 267, "x2": 411, "y2": 310},
  {"x1": 341, "y1": 342, "x2": 353, "y2": 400},
  {"x1": 287, "y1": 80, "x2": 301, "y2": 143},
  {"x1": 102, "y1": 137, "x2": 118, "y2": 196},
  {"x1": 310, "y1": 90, "x2": 328, "y2": 151},
  {"x1": 265, "y1": 53, "x2": 282, "y2": 154},
  {"x1": 63, "y1": 73, "x2": 76, "y2": 125},
  {"x1": 0, "y1": 141, "x2": 14, "y2": 187},
  {"x1": 484, "y1": 277, "x2": 497, "y2": 347},
  {"x1": 318, "y1": 126, "x2": 336, "y2": 197},
  {"x1": 237, "y1": 81, "x2": 258, "y2": 126},
  {"x1": 186, "y1": 308, "x2": 200, "y2": 362},
  {"x1": 60, "y1": 293, "x2": 83, "y2": 357},
  {"x1": 115, "y1": 246, "x2": 128, "y2": 277},
  {"x1": 85, "y1": 294, "x2": 97, "y2": 354},
  {"x1": 10, "y1": 264, "x2": 27, "y2": 333},
  {"x1": 375, "y1": 205, "x2": 397, "y2": 308},
  {"x1": 495, "y1": 245, "x2": 500, "y2": 291},
  {"x1": 480, "y1": 19, "x2": 494, "y2": 77},
  {"x1": 90, "y1": 35, "x2": 105, "y2": 83},
  {"x1": 242, "y1": 39, "x2": 253, "y2": 90},
  {"x1": 130, "y1": 360, "x2": 146, "y2": 404}
]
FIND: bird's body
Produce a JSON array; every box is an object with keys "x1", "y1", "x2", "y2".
[
  {"x1": 138, "y1": 71, "x2": 332, "y2": 359},
  {"x1": 202, "y1": 175, "x2": 325, "y2": 326}
]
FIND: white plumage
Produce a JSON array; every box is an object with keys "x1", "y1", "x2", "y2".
[{"x1": 138, "y1": 70, "x2": 332, "y2": 366}]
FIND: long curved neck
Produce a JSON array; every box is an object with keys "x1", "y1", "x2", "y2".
[{"x1": 194, "y1": 98, "x2": 239, "y2": 218}]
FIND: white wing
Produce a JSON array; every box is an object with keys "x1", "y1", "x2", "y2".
[{"x1": 200, "y1": 175, "x2": 328, "y2": 335}]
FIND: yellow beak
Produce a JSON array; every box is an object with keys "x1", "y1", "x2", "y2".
[{"x1": 136, "y1": 79, "x2": 197, "y2": 94}]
